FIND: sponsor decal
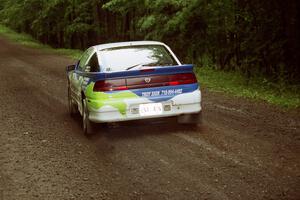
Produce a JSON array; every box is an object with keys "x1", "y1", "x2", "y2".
[{"x1": 142, "y1": 89, "x2": 183, "y2": 97}]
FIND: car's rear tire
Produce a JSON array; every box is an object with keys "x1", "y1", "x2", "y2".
[
  {"x1": 68, "y1": 86, "x2": 78, "y2": 116},
  {"x1": 82, "y1": 99, "x2": 94, "y2": 136},
  {"x1": 177, "y1": 111, "x2": 203, "y2": 125}
]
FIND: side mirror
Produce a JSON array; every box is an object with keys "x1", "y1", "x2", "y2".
[{"x1": 66, "y1": 64, "x2": 75, "y2": 72}]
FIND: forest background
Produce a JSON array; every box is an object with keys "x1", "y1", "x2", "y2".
[{"x1": 0, "y1": 0, "x2": 299, "y2": 107}]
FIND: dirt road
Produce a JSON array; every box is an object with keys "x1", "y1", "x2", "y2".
[{"x1": 0, "y1": 36, "x2": 299, "y2": 200}]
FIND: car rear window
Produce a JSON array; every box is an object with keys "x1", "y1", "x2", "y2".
[{"x1": 99, "y1": 45, "x2": 178, "y2": 72}]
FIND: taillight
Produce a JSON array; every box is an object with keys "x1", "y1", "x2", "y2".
[
  {"x1": 93, "y1": 73, "x2": 197, "y2": 92},
  {"x1": 168, "y1": 73, "x2": 197, "y2": 86},
  {"x1": 93, "y1": 79, "x2": 128, "y2": 91}
]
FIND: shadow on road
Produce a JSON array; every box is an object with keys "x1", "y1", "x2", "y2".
[{"x1": 69, "y1": 113, "x2": 203, "y2": 140}]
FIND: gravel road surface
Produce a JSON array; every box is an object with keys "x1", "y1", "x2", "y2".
[{"x1": 0, "y1": 36, "x2": 299, "y2": 200}]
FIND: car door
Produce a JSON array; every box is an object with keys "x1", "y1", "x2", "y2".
[
  {"x1": 71, "y1": 48, "x2": 94, "y2": 108},
  {"x1": 80, "y1": 52, "x2": 101, "y2": 99}
]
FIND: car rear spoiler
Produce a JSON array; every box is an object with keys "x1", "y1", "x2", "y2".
[{"x1": 84, "y1": 64, "x2": 195, "y2": 81}]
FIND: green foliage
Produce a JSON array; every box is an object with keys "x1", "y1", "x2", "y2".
[
  {"x1": 196, "y1": 66, "x2": 300, "y2": 109},
  {"x1": 0, "y1": 0, "x2": 99, "y2": 48},
  {"x1": 0, "y1": 0, "x2": 299, "y2": 107},
  {"x1": 0, "y1": 24, "x2": 82, "y2": 59},
  {"x1": 0, "y1": 23, "x2": 43, "y2": 47}
]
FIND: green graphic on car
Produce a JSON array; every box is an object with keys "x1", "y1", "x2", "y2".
[{"x1": 85, "y1": 82, "x2": 139, "y2": 115}]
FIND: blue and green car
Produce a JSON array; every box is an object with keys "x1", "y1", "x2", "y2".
[{"x1": 66, "y1": 41, "x2": 202, "y2": 135}]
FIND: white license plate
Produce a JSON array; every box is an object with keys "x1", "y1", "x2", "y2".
[{"x1": 139, "y1": 103, "x2": 163, "y2": 116}]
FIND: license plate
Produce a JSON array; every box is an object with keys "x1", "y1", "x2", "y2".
[{"x1": 139, "y1": 103, "x2": 163, "y2": 116}]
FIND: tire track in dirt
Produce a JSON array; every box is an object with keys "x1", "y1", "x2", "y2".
[{"x1": 0, "y1": 36, "x2": 299, "y2": 200}]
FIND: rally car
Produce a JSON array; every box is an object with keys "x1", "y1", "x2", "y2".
[{"x1": 66, "y1": 41, "x2": 202, "y2": 135}]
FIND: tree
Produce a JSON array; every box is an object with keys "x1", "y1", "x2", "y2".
[{"x1": 0, "y1": 0, "x2": 298, "y2": 83}]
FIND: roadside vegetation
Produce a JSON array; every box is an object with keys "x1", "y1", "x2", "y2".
[
  {"x1": 0, "y1": 0, "x2": 299, "y2": 108},
  {"x1": 197, "y1": 66, "x2": 300, "y2": 108},
  {"x1": 0, "y1": 24, "x2": 82, "y2": 59}
]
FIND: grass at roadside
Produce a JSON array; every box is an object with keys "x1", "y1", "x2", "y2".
[
  {"x1": 1, "y1": 24, "x2": 299, "y2": 108},
  {"x1": 196, "y1": 67, "x2": 300, "y2": 108},
  {"x1": 0, "y1": 24, "x2": 82, "y2": 59}
]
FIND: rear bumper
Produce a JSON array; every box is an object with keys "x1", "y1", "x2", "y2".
[
  {"x1": 88, "y1": 89, "x2": 201, "y2": 123},
  {"x1": 89, "y1": 102, "x2": 201, "y2": 123}
]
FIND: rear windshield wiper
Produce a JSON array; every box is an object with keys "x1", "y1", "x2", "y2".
[{"x1": 126, "y1": 62, "x2": 157, "y2": 70}]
